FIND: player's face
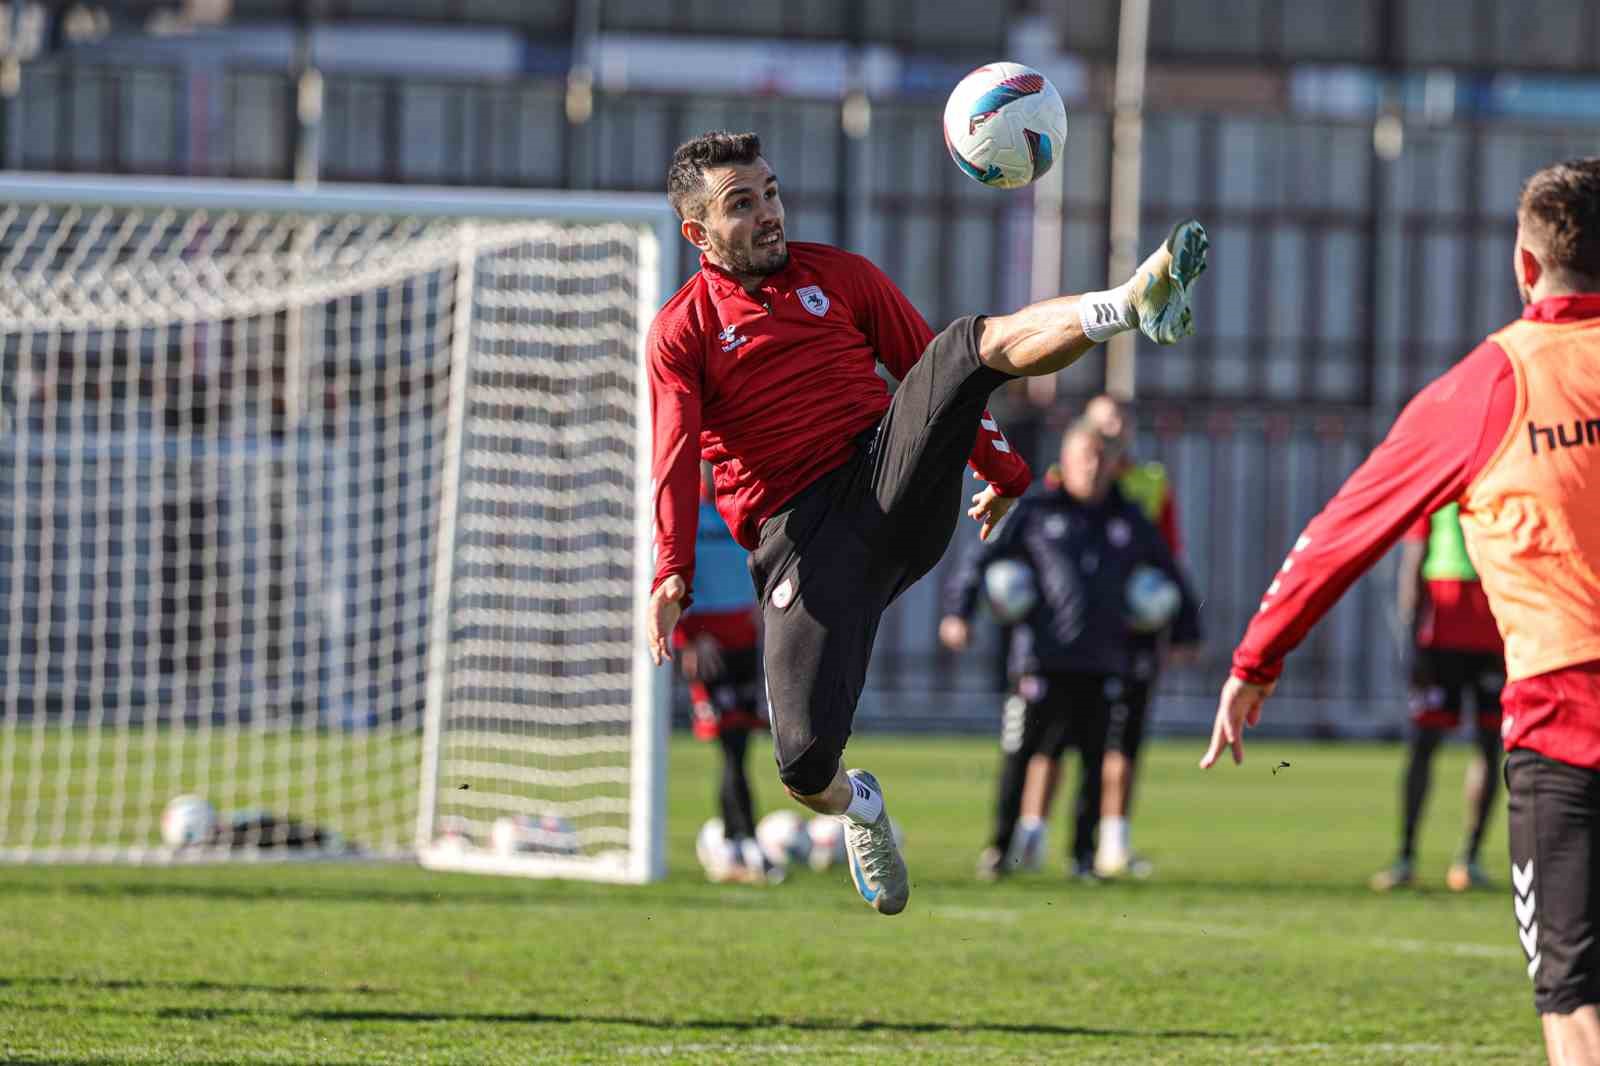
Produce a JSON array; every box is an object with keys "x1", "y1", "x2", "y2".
[
  {"x1": 1061, "y1": 430, "x2": 1111, "y2": 504},
  {"x1": 1085, "y1": 397, "x2": 1125, "y2": 440},
  {"x1": 690, "y1": 159, "x2": 787, "y2": 284}
]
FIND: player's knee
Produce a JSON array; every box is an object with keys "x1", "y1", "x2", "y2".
[{"x1": 777, "y1": 738, "x2": 841, "y2": 799}]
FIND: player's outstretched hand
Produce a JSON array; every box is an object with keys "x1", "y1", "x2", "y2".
[
  {"x1": 647, "y1": 576, "x2": 687, "y2": 666},
  {"x1": 968, "y1": 486, "x2": 1017, "y2": 542},
  {"x1": 1199, "y1": 675, "x2": 1275, "y2": 769}
]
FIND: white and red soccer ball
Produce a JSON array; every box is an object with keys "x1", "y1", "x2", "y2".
[
  {"x1": 943, "y1": 62, "x2": 1068, "y2": 190},
  {"x1": 161, "y1": 794, "x2": 218, "y2": 848}
]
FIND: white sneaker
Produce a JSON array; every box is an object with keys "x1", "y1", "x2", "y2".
[
  {"x1": 842, "y1": 770, "x2": 910, "y2": 915},
  {"x1": 1094, "y1": 848, "x2": 1155, "y2": 880},
  {"x1": 1129, "y1": 219, "x2": 1208, "y2": 345}
]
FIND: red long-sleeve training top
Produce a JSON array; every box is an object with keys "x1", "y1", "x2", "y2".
[
  {"x1": 648, "y1": 242, "x2": 1031, "y2": 598},
  {"x1": 1231, "y1": 294, "x2": 1600, "y2": 768}
]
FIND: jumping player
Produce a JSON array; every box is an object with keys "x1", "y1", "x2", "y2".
[
  {"x1": 1201, "y1": 158, "x2": 1600, "y2": 1066},
  {"x1": 647, "y1": 130, "x2": 1209, "y2": 916},
  {"x1": 1370, "y1": 502, "x2": 1504, "y2": 893}
]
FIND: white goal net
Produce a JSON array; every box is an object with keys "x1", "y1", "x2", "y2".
[{"x1": 0, "y1": 176, "x2": 672, "y2": 881}]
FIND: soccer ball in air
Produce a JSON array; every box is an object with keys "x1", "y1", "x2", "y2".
[
  {"x1": 943, "y1": 62, "x2": 1068, "y2": 189},
  {"x1": 160, "y1": 794, "x2": 217, "y2": 847},
  {"x1": 1126, "y1": 565, "x2": 1182, "y2": 634},
  {"x1": 756, "y1": 809, "x2": 813, "y2": 870},
  {"x1": 984, "y1": 558, "x2": 1038, "y2": 624}
]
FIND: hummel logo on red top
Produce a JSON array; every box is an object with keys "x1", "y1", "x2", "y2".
[
  {"x1": 718, "y1": 324, "x2": 748, "y2": 353},
  {"x1": 1527, "y1": 418, "x2": 1600, "y2": 455}
]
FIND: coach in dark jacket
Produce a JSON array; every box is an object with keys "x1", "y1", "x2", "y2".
[{"x1": 941, "y1": 418, "x2": 1199, "y2": 877}]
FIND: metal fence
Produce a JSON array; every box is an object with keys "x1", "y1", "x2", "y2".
[{"x1": 8, "y1": 55, "x2": 1599, "y2": 734}]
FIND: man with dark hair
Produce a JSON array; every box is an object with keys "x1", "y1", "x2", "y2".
[
  {"x1": 647, "y1": 129, "x2": 1209, "y2": 916},
  {"x1": 1202, "y1": 157, "x2": 1600, "y2": 1065},
  {"x1": 939, "y1": 419, "x2": 1199, "y2": 881}
]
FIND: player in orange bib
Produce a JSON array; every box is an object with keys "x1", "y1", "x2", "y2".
[{"x1": 1201, "y1": 158, "x2": 1600, "y2": 1066}]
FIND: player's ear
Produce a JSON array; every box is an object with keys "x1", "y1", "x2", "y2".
[
  {"x1": 681, "y1": 216, "x2": 710, "y2": 252},
  {"x1": 1518, "y1": 245, "x2": 1543, "y2": 292}
]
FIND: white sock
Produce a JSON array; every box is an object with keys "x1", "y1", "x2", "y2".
[
  {"x1": 1078, "y1": 283, "x2": 1136, "y2": 343},
  {"x1": 1099, "y1": 816, "x2": 1129, "y2": 856},
  {"x1": 843, "y1": 774, "x2": 884, "y2": 824},
  {"x1": 1018, "y1": 814, "x2": 1044, "y2": 833}
]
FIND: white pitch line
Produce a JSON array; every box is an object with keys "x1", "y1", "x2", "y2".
[{"x1": 1108, "y1": 917, "x2": 1513, "y2": 959}]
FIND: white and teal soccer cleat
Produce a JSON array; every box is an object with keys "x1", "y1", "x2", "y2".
[
  {"x1": 1129, "y1": 219, "x2": 1209, "y2": 345},
  {"x1": 842, "y1": 770, "x2": 910, "y2": 915}
]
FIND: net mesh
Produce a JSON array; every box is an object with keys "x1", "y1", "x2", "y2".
[{"x1": 0, "y1": 199, "x2": 650, "y2": 869}]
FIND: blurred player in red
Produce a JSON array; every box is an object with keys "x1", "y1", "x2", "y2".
[
  {"x1": 1203, "y1": 158, "x2": 1600, "y2": 1066},
  {"x1": 646, "y1": 130, "x2": 1208, "y2": 916},
  {"x1": 674, "y1": 463, "x2": 769, "y2": 883},
  {"x1": 1370, "y1": 503, "x2": 1505, "y2": 893}
]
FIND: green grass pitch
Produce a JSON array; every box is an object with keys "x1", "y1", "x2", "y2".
[{"x1": 0, "y1": 734, "x2": 1541, "y2": 1064}]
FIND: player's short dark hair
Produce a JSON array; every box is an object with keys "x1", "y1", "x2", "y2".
[
  {"x1": 667, "y1": 131, "x2": 763, "y2": 222},
  {"x1": 1518, "y1": 158, "x2": 1600, "y2": 285}
]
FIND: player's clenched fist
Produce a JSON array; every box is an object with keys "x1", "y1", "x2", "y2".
[{"x1": 647, "y1": 575, "x2": 687, "y2": 666}]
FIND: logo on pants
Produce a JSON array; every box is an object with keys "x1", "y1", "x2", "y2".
[{"x1": 1513, "y1": 859, "x2": 1540, "y2": 978}]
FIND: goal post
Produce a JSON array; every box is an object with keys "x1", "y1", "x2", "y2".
[{"x1": 0, "y1": 174, "x2": 676, "y2": 882}]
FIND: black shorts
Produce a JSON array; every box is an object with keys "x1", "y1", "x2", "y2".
[
  {"x1": 749, "y1": 315, "x2": 1012, "y2": 795},
  {"x1": 1409, "y1": 648, "x2": 1504, "y2": 731},
  {"x1": 1506, "y1": 749, "x2": 1600, "y2": 1015},
  {"x1": 1005, "y1": 671, "x2": 1114, "y2": 762},
  {"x1": 1504, "y1": 745, "x2": 1593, "y2": 1011},
  {"x1": 1103, "y1": 674, "x2": 1153, "y2": 759},
  {"x1": 686, "y1": 646, "x2": 765, "y2": 740}
]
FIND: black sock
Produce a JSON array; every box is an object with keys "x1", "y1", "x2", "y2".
[
  {"x1": 1464, "y1": 728, "x2": 1501, "y2": 862},
  {"x1": 1400, "y1": 728, "x2": 1443, "y2": 861}
]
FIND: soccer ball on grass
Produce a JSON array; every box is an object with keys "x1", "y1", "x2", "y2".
[
  {"x1": 161, "y1": 794, "x2": 218, "y2": 848},
  {"x1": 756, "y1": 809, "x2": 813, "y2": 870}
]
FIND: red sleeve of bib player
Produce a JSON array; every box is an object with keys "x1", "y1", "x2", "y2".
[
  {"x1": 1230, "y1": 341, "x2": 1515, "y2": 685},
  {"x1": 845, "y1": 255, "x2": 1032, "y2": 498}
]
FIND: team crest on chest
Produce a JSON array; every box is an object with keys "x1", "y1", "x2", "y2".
[{"x1": 796, "y1": 285, "x2": 830, "y2": 317}]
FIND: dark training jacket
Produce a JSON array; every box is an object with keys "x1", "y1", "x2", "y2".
[{"x1": 944, "y1": 484, "x2": 1201, "y2": 679}]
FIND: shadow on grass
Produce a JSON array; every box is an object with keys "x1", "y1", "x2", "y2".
[
  {"x1": 0, "y1": 975, "x2": 389, "y2": 996},
  {"x1": 0, "y1": 869, "x2": 1412, "y2": 910},
  {"x1": 7, "y1": 999, "x2": 1235, "y2": 1042},
  {"x1": 0, "y1": 876, "x2": 751, "y2": 911}
]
